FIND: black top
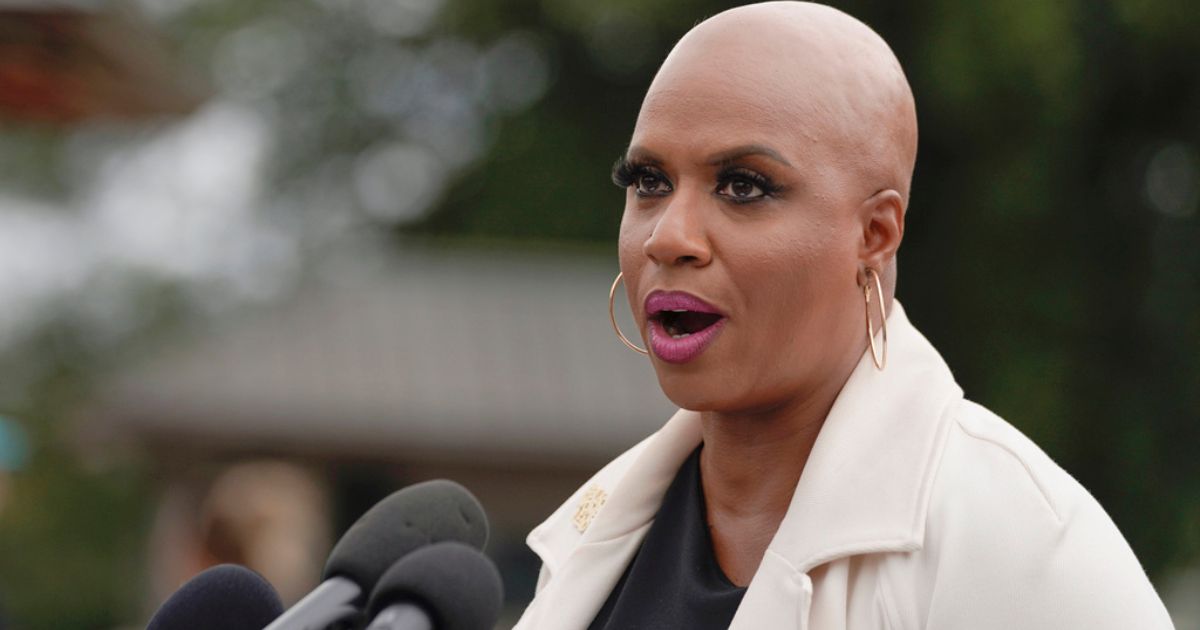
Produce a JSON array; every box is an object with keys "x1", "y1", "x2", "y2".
[{"x1": 588, "y1": 446, "x2": 747, "y2": 630}]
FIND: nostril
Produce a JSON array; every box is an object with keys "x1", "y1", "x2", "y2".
[{"x1": 642, "y1": 218, "x2": 710, "y2": 267}]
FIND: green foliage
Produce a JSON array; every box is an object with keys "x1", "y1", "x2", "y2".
[{"x1": 0, "y1": 372, "x2": 151, "y2": 630}]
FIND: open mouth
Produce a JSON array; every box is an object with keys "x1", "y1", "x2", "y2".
[
  {"x1": 652, "y1": 309, "x2": 724, "y2": 338},
  {"x1": 643, "y1": 290, "x2": 727, "y2": 363}
]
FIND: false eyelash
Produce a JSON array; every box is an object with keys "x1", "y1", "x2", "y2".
[
  {"x1": 611, "y1": 156, "x2": 658, "y2": 188},
  {"x1": 716, "y1": 166, "x2": 784, "y2": 198}
]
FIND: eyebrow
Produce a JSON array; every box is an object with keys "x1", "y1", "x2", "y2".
[
  {"x1": 622, "y1": 144, "x2": 793, "y2": 168},
  {"x1": 706, "y1": 144, "x2": 793, "y2": 168},
  {"x1": 623, "y1": 146, "x2": 664, "y2": 165}
]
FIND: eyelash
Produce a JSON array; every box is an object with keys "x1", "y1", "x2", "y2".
[
  {"x1": 716, "y1": 166, "x2": 782, "y2": 202},
  {"x1": 611, "y1": 157, "x2": 658, "y2": 189},
  {"x1": 611, "y1": 157, "x2": 782, "y2": 203}
]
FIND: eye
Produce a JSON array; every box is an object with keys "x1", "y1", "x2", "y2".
[
  {"x1": 715, "y1": 167, "x2": 778, "y2": 203},
  {"x1": 612, "y1": 157, "x2": 673, "y2": 198},
  {"x1": 635, "y1": 171, "x2": 672, "y2": 196},
  {"x1": 717, "y1": 177, "x2": 764, "y2": 200}
]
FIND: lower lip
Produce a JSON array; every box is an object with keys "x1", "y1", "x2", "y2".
[{"x1": 647, "y1": 317, "x2": 727, "y2": 364}]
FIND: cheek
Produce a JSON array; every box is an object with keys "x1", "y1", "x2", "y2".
[
  {"x1": 617, "y1": 210, "x2": 639, "y2": 269},
  {"x1": 742, "y1": 218, "x2": 851, "y2": 292},
  {"x1": 617, "y1": 206, "x2": 648, "y2": 311},
  {"x1": 737, "y1": 220, "x2": 860, "y2": 354}
]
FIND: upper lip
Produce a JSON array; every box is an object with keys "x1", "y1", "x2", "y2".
[{"x1": 644, "y1": 290, "x2": 726, "y2": 317}]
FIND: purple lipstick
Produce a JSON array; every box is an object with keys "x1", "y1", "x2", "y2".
[{"x1": 644, "y1": 291, "x2": 727, "y2": 364}]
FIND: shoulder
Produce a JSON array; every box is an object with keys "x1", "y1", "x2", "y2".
[
  {"x1": 935, "y1": 399, "x2": 1082, "y2": 527},
  {"x1": 894, "y1": 399, "x2": 1172, "y2": 628}
]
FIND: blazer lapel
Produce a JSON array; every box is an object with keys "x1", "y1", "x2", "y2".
[
  {"x1": 730, "y1": 301, "x2": 961, "y2": 629},
  {"x1": 519, "y1": 409, "x2": 703, "y2": 630},
  {"x1": 764, "y1": 301, "x2": 962, "y2": 574},
  {"x1": 519, "y1": 526, "x2": 652, "y2": 630},
  {"x1": 729, "y1": 551, "x2": 812, "y2": 630}
]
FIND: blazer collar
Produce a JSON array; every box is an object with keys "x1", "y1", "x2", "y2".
[{"x1": 765, "y1": 299, "x2": 962, "y2": 571}]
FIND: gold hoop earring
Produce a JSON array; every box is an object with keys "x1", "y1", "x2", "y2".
[
  {"x1": 862, "y1": 267, "x2": 888, "y2": 370},
  {"x1": 609, "y1": 272, "x2": 648, "y2": 355}
]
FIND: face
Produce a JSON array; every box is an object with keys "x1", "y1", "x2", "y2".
[{"x1": 616, "y1": 44, "x2": 890, "y2": 415}]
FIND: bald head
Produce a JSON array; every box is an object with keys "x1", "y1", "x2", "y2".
[{"x1": 639, "y1": 1, "x2": 917, "y2": 202}]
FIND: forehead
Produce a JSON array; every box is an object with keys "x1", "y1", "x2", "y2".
[
  {"x1": 632, "y1": 82, "x2": 811, "y2": 162},
  {"x1": 630, "y1": 37, "x2": 836, "y2": 165}
]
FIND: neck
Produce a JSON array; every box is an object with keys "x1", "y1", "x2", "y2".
[
  {"x1": 695, "y1": 369, "x2": 855, "y2": 586},
  {"x1": 699, "y1": 386, "x2": 831, "y2": 520},
  {"x1": 698, "y1": 343, "x2": 864, "y2": 519}
]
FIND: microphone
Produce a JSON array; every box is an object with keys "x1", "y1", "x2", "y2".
[
  {"x1": 146, "y1": 564, "x2": 284, "y2": 630},
  {"x1": 364, "y1": 541, "x2": 504, "y2": 630},
  {"x1": 265, "y1": 479, "x2": 489, "y2": 630}
]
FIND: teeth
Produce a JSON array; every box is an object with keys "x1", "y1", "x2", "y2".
[
  {"x1": 671, "y1": 333, "x2": 691, "y2": 339},
  {"x1": 670, "y1": 309, "x2": 688, "y2": 313}
]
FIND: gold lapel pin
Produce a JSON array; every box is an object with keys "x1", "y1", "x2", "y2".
[{"x1": 572, "y1": 485, "x2": 608, "y2": 533}]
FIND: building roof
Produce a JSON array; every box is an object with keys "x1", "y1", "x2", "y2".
[{"x1": 85, "y1": 246, "x2": 677, "y2": 467}]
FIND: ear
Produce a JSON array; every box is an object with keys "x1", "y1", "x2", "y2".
[{"x1": 857, "y1": 188, "x2": 905, "y2": 276}]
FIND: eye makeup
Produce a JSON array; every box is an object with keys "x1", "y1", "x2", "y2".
[
  {"x1": 612, "y1": 156, "x2": 656, "y2": 187},
  {"x1": 715, "y1": 165, "x2": 785, "y2": 203},
  {"x1": 612, "y1": 156, "x2": 674, "y2": 197},
  {"x1": 611, "y1": 154, "x2": 786, "y2": 203}
]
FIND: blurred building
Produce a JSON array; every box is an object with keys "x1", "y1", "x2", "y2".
[
  {"x1": 0, "y1": 1, "x2": 674, "y2": 624},
  {"x1": 78, "y1": 246, "x2": 675, "y2": 623}
]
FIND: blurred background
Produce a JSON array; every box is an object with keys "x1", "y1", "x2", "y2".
[{"x1": 0, "y1": 0, "x2": 1197, "y2": 627}]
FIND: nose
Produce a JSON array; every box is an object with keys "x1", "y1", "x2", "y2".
[{"x1": 642, "y1": 193, "x2": 712, "y2": 267}]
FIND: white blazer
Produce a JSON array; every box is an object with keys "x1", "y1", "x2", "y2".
[{"x1": 513, "y1": 302, "x2": 1174, "y2": 629}]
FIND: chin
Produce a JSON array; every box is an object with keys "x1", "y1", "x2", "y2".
[
  {"x1": 652, "y1": 364, "x2": 745, "y2": 412},
  {"x1": 652, "y1": 354, "x2": 809, "y2": 417}
]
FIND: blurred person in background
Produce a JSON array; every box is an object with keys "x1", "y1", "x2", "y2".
[
  {"x1": 514, "y1": 3, "x2": 1173, "y2": 629},
  {"x1": 195, "y1": 460, "x2": 331, "y2": 604},
  {"x1": 0, "y1": 416, "x2": 30, "y2": 630},
  {"x1": 145, "y1": 460, "x2": 331, "y2": 611}
]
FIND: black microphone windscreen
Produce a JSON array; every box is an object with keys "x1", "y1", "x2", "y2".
[
  {"x1": 367, "y1": 541, "x2": 504, "y2": 630},
  {"x1": 146, "y1": 564, "x2": 284, "y2": 630},
  {"x1": 322, "y1": 479, "x2": 488, "y2": 596}
]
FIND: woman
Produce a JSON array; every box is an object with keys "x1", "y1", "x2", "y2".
[{"x1": 514, "y1": 3, "x2": 1172, "y2": 629}]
